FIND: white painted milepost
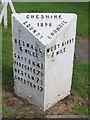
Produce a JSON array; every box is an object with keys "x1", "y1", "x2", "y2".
[{"x1": 12, "y1": 13, "x2": 77, "y2": 111}]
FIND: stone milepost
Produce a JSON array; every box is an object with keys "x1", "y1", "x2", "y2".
[{"x1": 12, "y1": 13, "x2": 77, "y2": 111}]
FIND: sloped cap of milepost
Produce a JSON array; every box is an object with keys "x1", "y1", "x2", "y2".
[{"x1": 12, "y1": 13, "x2": 77, "y2": 46}]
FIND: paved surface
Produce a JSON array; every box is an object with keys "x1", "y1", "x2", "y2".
[{"x1": 75, "y1": 40, "x2": 88, "y2": 62}]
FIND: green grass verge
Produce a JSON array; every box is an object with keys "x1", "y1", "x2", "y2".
[{"x1": 72, "y1": 61, "x2": 88, "y2": 98}]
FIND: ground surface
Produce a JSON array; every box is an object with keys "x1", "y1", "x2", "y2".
[{"x1": 75, "y1": 37, "x2": 88, "y2": 62}]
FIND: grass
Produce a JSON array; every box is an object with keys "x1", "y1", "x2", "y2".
[
  {"x1": 74, "y1": 103, "x2": 88, "y2": 115},
  {"x1": 1, "y1": 2, "x2": 89, "y2": 117},
  {"x1": 2, "y1": 108, "x2": 14, "y2": 117},
  {"x1": 0, "y1": 2, "x2": 2, "y2": 12},
  {"x1": 72, "y1": 61, "x2": 88, "y2": 98}
]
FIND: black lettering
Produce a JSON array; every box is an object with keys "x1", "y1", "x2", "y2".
[
  {"x1": 57, "y1": 44, "x2": 60, "y2": 48},
  {"x1": 36, "y1": 33, "x2": 40, "y2": 36},
  {"x1": 30, "y1": 82, "x2": 32, "y2": 87},
  {"x1": 47, "y1": 48, "x2": 50, "y2": 53},
  {"x1": 37, "y1": 70, "x2": 40, "y2": 75},
  {"x1": 23, "y1": 21, "x2": 28, "y2": 25},
  {"x1": 21, "y1": 78, "x2": 23, "y2": 82},
  {"x1": 17, "y1": 62, "x2": 19, "y2": 66},
  {"x1": 19, "y1": 62, "x2": 21, "y2": 67},
  {"x1": 40, "y1": 36, "x2": 43, "y2": 39},
  {"x1": 27, "y1": 81, "x2": 29, "y2": 85},
  {"x1": 26, "y1": 43, "x2": 29, "y2": 47},
  {"x1": 18, "y1": 76, "x2": 20, "y2": 80},
  {"x1": 36, "y1": 15, "x2": 39, "y2": 19},
  {"x1": 25, "y1": 57, "x2": 27, "y2": 62},
  {"x1": 26, "y1": 24, "x2": 31, "y2": 28},
  {"x1": 70, "y1": 39, "x2": 72, "y2": 44},
  {"x1": 14, "y1": 53, "x2": 16, "y2": 58},
  {"x1": 27, "y1": 66, "x2": 29, "y2": 70},
  {"x1": 15, "y1": 75, "x2": 17, "y2": 79},
  {"x1": 33, "y1": 52, "x2": 36, "y2": 57},
  {"x1": 38, "y1": 85, "x2": 39, "y2": 90},
  {"x1": 36, "y1": 52, "x2": 38, "y2": 58},
  {"x1": 45, "y1": 23, "x2": 48, "y2": 27},
  {"x1": 58, "y1": 25, "x2": 63, "y2": 28},
  {"x1": 62, "y1": 42, "x2": 64, "y2": 47},
  {"x1": 28, "y1": 50, "x2": 32, "y2": 55},
  {"x1": 41, "y1": 72, "x2": 44, "y2": 77},
  {"x1": 67, "y1": 40, "x2": 69, "y2": 44},
  {"x1": 41, "y1": 63, "x2": 44, "y2": 69},
  {"x1": 41, "y1": 15, "x2": 44, "y2": 19},
  {"x1": 33, "y1": 69, "x2": 36, "y2": 74},
  {"x1": 46, "y1": 15, "x2": 49, "y2": 19},
  {"x1": 18, "y1": 69, "x2": 20, "y2": 74},
  {"x1": 63, "y1": 21, "x2": 67, "y2": 24},
  {"x1": 54, "y1": 45, "x2": 57, "y2": 50},
  {"x1": 56, "y1": 51, "x2": 59, "y2": 55},
  {"x1": 25, "y1": 49, "x2": 27, "y2": 53},
  {"x1": 51, "y1": 52, "x2": 54, "y2": 57},
  {"x1": 28, "y1": 59, "x2": 31, "y2": 64},
  {"x1": 33, "y1": 84, "x2": 36, "y2": 88},
  {"x1": 53, "y1": 30, "x2": 57, "y2": 34},
  {"x1": 23, "y1": 41, "x2": 25, "y2": 46},
  {"x1": 63, "y1": 47, "x2": 66, "y2": 52},
  {"x1": 22, "y1": 64, "x2": 24, "y2": 68},
  {"x1": 56, "y1": 27, "x2": 61, "y2": 31},
  {"x1": 31, "y1": 15, "x2": 34, "y2": 19},
  {"x1": 54, "y1": 15, "x2": 57, "y2": 19},
  {"x1": 60, "y1": 49, "x2": 63, "y2": 53},
  {"x1": 14, "y1": 39, "x2": 17, "y2": 43},
  {"x1": 51, "y1": 32, "x2": 55, "y2": 36},
  {"x1": 25, "y1": 65, "x2": 27, "y2": 69},
  {"x1": 31, "y1": 76, "x2": 34, "y2": 80},
  {"x1": 24, "y1": 79, "x2": 26, "y2": 84},
  {"x1": 37, "y1": 63, "x2": 40, "y2": 68},
  {"x1": 40, "y1": 87, "x2": 43, "y2": 91},
  {"x1": 18, "y1": 40, "x2": 21, "y2": 45},
  {"x1": 31, "y1": 44, "x2": 33, "y2": 49},
  {"x1": 47, "y1": 36, "x2": 52, "y2": 39},
  {"x1": 26, "y1": 15, "x2": 30, "y2": 19},
  {"x1": 30, "y1": 67, "x2": 32, "y2": 72},
  {"x1": 36, "y1": 77, "x2": 39, "y2": 82},
  {"x1": 59, "y1": 15, "x2": 61, "y2": 19},
  {"x1": 24, "y1": 72, "x2": 27, "y2": 76},
  {"x1": 29, "y1": 27, "x2": 34, "y2": 30},
  {"x1": 32, "y1": 61, "x2": 35, "y2": 66},
  {"x1": 28, "y1": 74, "x2": 30, "y2": 78},
  {"x1": 51, "y1": 47, "x2": 53, "y2": 51},
  {"x1": 72, "y1": 38, "x2": 74, "y2": 42},
  {"x1": 21, "y1": 71, "x2": 23, "y2": 75},
  {"x1": 19, "y1": 46, "x2": 23, "y2": 51},
  {"x1": 14, "y1": 68, "x2": 17, "y2": 72},
  {"x1": 33, "y1": 29, "x2": 37, "y2": 33}
]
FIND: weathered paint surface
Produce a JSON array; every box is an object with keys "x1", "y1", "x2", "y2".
[{"x1": 12, "y1": 13, "x2": 77, "y2": 111}]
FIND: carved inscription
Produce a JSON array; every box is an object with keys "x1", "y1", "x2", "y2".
[
  {"x1": 46, "y1": 38, "x2": 74, "y2": 57},
  {"x1": 22, "y1": 14, "x2": 67, "y2": 40},
  {"x1": 14, "y1": 38, "x2": 44, "y2": 92}
]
